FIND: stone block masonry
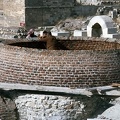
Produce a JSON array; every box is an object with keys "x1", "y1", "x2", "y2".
[
  {"x1": 0, "y1": 91, "x2": 111, "y2": 120},
  {"x1": 15, "y1": 94, "x2": 85, "y2": 120},
  {"x1": 2, "y1": 0, "x2": 120, "y2": 29},
  {"x1": 0, "y1": 37, "x2": 120, "y2": 88},
  {"x1": 3, "y1": 0, "x2": 98, "y2": 29}
]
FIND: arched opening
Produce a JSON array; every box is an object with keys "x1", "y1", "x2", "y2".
[
  {"x1": 92, "y1": 23, "x2": 102, "y2": 37},
  {"x1": 87, "y1": 16, "x2": 119, "y2": 38}
]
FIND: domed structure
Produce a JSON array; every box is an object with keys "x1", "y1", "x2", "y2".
[{"x1": 87, "y1": 15, "x2": 120, "y2": 38}]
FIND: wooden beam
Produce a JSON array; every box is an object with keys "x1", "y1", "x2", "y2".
[
  {"x1": 0, "y1": 82, "x2": 92, "y2": 96},
  {"x1": 0, "y1": 82, "x2": 119, "y2": 97}
]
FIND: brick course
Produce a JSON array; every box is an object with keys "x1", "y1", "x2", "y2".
[{"x1": 0, "y1": 38, "x2": 120, "y2": 88}]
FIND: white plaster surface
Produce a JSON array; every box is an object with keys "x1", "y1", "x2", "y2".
[
  {"x1": 52, "y1": 31, "x2": 70, "y2": 37},
  {"x1": 73, "y1": 30, "x2": 87, "y2": 37},
  {"x1": 87, "y1": 15, "x2": 120, "y2": 39}
]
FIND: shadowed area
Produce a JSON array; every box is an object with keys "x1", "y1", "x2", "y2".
[{"x1": 2, "y1": 38, "x2": 120, "y2": 50}]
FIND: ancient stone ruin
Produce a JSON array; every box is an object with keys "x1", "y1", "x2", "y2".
[{"x1": 0, "y1": 0, "x2": 120, "y2": 120}]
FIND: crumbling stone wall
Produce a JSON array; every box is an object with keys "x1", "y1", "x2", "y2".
[
  {"x1": 15, "y1": 94, "x2": 110, "y2": 120},
  {"x1": 0, "y1": 90, "x2": 110, "y2": 120},
  {"x1": 0, "y1": 38, "x2": 120, "y2": 88}
]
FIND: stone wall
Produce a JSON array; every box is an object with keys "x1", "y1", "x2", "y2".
[
  {"x1": 79, "y1": 0, "x2": 120, "y2": 5},
  {"x1": 2, "y1": 0, "x2": 98, "y2": 29},
  {"x1": 0, "y1": 91, "x2": 110, "y2": 120},
  {"x1": 3, "y1": 0, "x2": 25, "y2": 27},
  {"x1": 73, "y1": 5, "x2": 98, "y2": 17},
  {"x1": 2, "y1": 0, "x2": 120, "y2": 29},
  {"x1": 25, "y1": 0, "x2": 74, "y2": 29},
  {"x1": 25, "y1": 7, "x2": 72, "y2": 29},
  {"x1": 25, "y1": 0, "x2": 74, "y2": 7},
  {"x1": 0, "y1": 38, "x2": 120, "y2": 88},
  {"x1": 25, "y1": 0, "x2": 98, "y2": 29},
  {"x1": 80, "y1": 0, "x2": 101, "y2": 5},
  {"x1": 16, "y1": 94, "x2": 85, "y2": 120},
  {"x1": 15, "y1": 94, "x2": 110, "y2": 120}
]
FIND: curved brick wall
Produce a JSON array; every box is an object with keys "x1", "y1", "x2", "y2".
[{"x1": 0, "y1": 38, "x2": 120, "y2": 88}]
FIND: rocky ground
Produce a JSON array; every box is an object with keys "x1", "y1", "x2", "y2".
[{"x1": 51, "y1": 17, "x2": 89, "y2": 33}]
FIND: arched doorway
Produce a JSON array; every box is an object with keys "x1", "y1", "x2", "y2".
[
  {"x1": 87, "y1": 15, "x2": 120, "y2": 38},
  {"x1": 92, "y1": 23, "x2": 102, "y2": 37}
]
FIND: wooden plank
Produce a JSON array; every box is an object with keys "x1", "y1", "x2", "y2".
[{"x1": 0, "y1": 82, "x2": 92, "y2": 96}]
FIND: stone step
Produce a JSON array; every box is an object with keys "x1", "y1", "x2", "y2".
[{"x1": 73, "y1": 30, "x2": 87, "y2": 37}]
